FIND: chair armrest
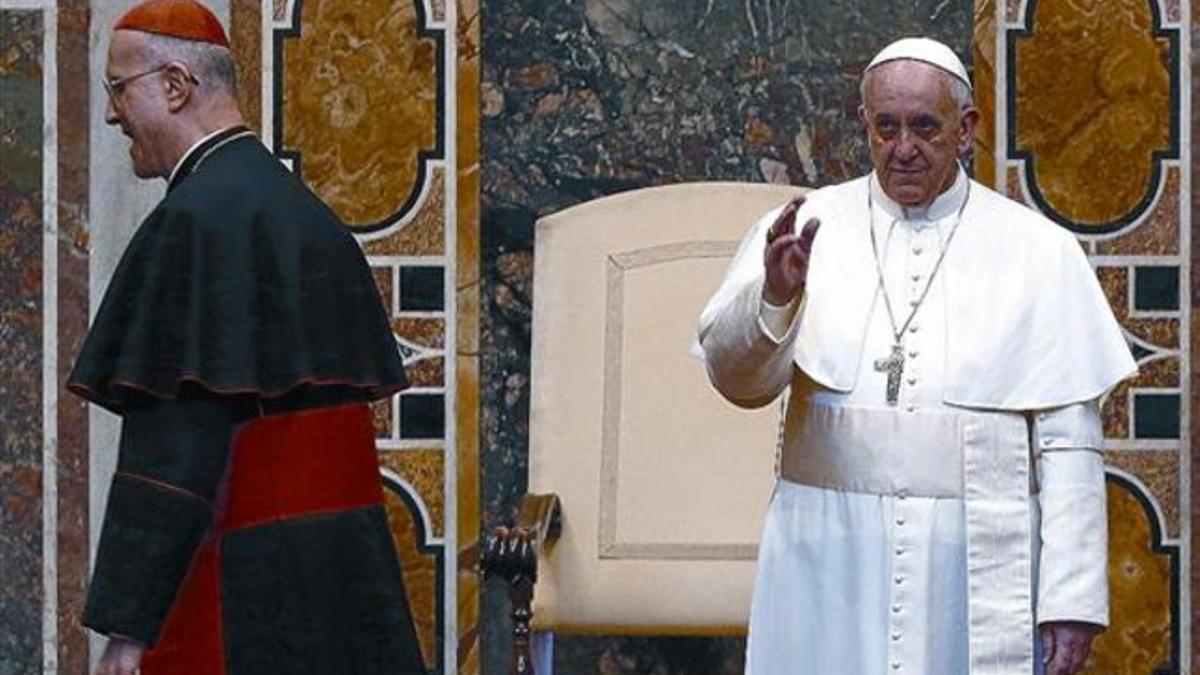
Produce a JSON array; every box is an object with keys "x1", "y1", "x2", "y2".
[{"x1": 480, "y1": 492, "x2": 562, "y2": 675}]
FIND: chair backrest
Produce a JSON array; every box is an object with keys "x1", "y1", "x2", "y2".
[{"x1": 528, "y1": 181, "x2": 808, "y2": 634}]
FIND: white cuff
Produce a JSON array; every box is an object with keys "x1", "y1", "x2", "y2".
[{"x1": 757, "y1": 294, "x2": 802, "y2": 344}]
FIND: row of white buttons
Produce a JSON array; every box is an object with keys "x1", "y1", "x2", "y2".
[{"x1": 888, "y1": 495, "x2": 911, "y2": 672}]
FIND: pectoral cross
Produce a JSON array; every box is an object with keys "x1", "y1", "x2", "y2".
[{"x1": 874, "y1": 343, "x2": 904, "y2": 406}]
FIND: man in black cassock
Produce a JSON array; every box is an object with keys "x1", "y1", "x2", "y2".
[{"x1": 72, "y1": 1, "x2": 427, "y2": 673}]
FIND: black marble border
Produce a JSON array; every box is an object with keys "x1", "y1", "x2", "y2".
[{"x1": 272, "y1": 0, "x2": 447, "y2": 233}]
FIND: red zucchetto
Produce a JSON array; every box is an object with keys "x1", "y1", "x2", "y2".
[{"x1": 113, "y1": 0, "x2": 229, "y2": 47}]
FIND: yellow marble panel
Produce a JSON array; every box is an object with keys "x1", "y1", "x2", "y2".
[
  {"x1": 382, "y1": 484, "x2": 439, "y2": 672},
  {"x1": 281, "y1": 0, "x2": 440, "y2": 228},
  {"x1": 1013, "y1": 0, "x2": 1172, "y2": 226},
  {"x1": 1083, "y1": 481, "x2": 1175, "y2": 673}
]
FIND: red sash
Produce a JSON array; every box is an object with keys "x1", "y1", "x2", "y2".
[{"x1": 141, "y1": 403, "x2": 383, "y2": 674}]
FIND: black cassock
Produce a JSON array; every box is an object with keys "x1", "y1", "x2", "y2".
[{"x1": 69, "y1": 127, "x2": 427, "y2": 674}]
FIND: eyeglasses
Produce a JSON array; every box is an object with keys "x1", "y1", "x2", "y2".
[
  {"x1": 102, "y1": 64, "x2": 170, "y2": 99},
  {"x1": 102, "y1": 63, "x2": 199, "y2": 100}
]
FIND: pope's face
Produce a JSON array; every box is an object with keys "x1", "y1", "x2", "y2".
[
  {"x1": 859, "y1": 60, "x2": 977, "y2": 208},
  {"x1": 104, "y1": 30, "x2": 171, "y2": 179}
]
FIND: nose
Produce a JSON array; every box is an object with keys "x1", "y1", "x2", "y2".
[
  {"x1": 104, "y1": 96, "x2": 118, "y2": 125},
  {"x1": 893, "y1": 128, "x2": 919, "y2": 162}
]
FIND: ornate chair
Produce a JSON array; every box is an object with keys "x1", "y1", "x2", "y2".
[{"x1": 482, "y1": 182, "x2": 808, "y2": 674}]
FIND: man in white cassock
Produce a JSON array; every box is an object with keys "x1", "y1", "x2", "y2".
[{"x1": 698, "y1": 37, "x2": 1137, "y2": 675}]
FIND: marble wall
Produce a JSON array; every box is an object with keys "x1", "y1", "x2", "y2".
[
  {"x1": 0, "y1": 11, "x2": 46, "y2": 672},
  {"x1": 2, "y1": 0, "x2": 1193, "y2": 672},
  {"x1": 1, "y1": 2, "x2": 93, "y2": 671},
  {"x1": 2, "y1": 0, "x2": 480, "y2": 672}
]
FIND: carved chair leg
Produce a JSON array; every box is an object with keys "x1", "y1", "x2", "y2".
[
  {"x1": 510, "y1": 576, "x2": 535, "y2": 675},
  {"x1": 479, "y1": 495, "x2": 562, "y2": 675}
]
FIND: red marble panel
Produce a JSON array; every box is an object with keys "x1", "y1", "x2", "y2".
[
  {"x1": 1095, "y1": 166, "x2": 1181, "y2": 256},
  {"x1": 371, "y1": 396, "x2": 395, "y2": 439},
  {"x1": 406, "y1": 356, "x2": 445, "y2": 388},
  {"x1": 1102, "y1": 357, "x2": 1179, "y2": 439},
  {"x1": 1095, "y1": 266, "x2": 1178, "y2": 351},
  {"x1": 1105, "y1": 450, "x2": 1181, "y2": 539},
  {"x1": 361, "y1": 168, "x2": 447, "y2": 256},
  {"x1": 373, "y1": 265, "x2": 395, "y2": 315},
  {"x1": 56, "y1": 3, "x2": 91, "y2": 669},
  {"x1": 393, "y1": 316, "x2": 446, "y2": 350}
]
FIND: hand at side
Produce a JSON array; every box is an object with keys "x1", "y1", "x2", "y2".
[
  {"x1": 1040, "y1": 621, "x2": 1102, "y2": 675},
  {"x1": 96, "y1": 635, "x2": 145, "y2": 675}
]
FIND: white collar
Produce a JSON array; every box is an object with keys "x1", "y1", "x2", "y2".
[
  {"x1": 869, "y1": 165, "x2": 969, "y2": 224},
  {"x1": 168, "y1": 127, "x2": 234, "y2": 186}
]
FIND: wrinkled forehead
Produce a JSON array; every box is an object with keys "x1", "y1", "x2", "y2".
[{"x1": 862, "y1": 60, "x2": 958, "y2": 109}]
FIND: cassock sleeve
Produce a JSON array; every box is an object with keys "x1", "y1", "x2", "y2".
[
  {"x1": 1031, "y1": 399, "x2": 1108, "y2": 628},
  {"x1": 83, "y1": 393, "x2": 248, "y2": 645}
]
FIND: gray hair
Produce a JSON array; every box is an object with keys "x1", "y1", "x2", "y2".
[
  {"x1": 860, "y1": 62, "x2": 973, "y2": 111},
  {"x1": 143, "y1": 32, "x2": 238, "y2": 95}
]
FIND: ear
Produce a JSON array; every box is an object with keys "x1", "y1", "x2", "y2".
[
  {"x1": 858, "y1": 104, "x2": 870, "y2": 132},
  {"x1": 161, "y1": 61, "x2": 195, "y2": 113},
  {"x1": 957, "y1": 106, "x2": 980, "y2": 155}
]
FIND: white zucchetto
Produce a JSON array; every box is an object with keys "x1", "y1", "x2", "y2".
[{"x1": 865, "y1": 37, "x2": 972, "y2": 91}]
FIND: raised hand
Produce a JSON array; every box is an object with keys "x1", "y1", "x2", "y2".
[{"x1": 763, "y1": 195, "x2": 821, "y2": 306}]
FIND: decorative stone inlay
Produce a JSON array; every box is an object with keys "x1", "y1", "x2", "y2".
[
  {"x1": 1009, "y1": 0, "x2": 1176, "y2": 230},
  {"x1": 278, "y1": 0, "x2": 444, "y2": 230}
]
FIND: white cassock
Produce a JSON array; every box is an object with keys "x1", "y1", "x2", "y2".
[{"x1": 698, "y1": 168, "x2": 1137, "y2": 674}]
